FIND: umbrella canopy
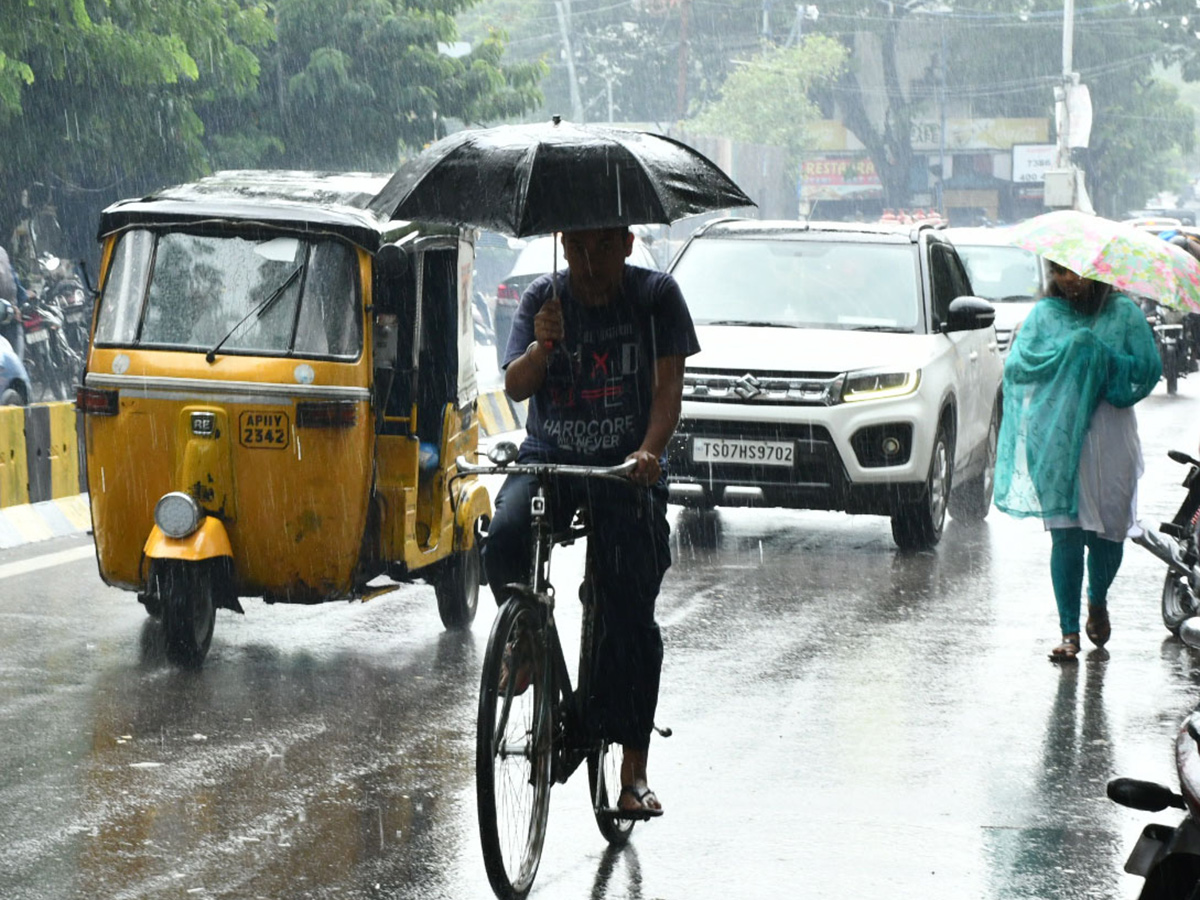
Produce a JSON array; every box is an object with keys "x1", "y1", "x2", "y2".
[
  {"x1": 1007, "y1": 209, "x2": 1200, "y2": 312},
  {"x1": 369, "y1": 118, "x2": 756, "y2": 237}
]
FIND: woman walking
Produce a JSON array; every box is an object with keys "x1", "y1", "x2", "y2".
[{"x1": 995, "y1": 260, "x2": 1161, "y2": 662}]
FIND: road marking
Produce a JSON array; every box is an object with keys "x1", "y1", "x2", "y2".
[{"x1": 0, "y1": 544, "x2": 95, "y2": 581}]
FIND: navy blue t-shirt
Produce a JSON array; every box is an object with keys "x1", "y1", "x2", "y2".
[{"x1": 503, "y1": 265, "x2": 700, "y2": 466}]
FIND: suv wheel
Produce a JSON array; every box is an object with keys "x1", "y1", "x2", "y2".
[
  {"x1": 948, "y1": 403, "x2": 997, "y2": 523},
  {"x1": 891, "y1": 421, "x2": 952, "y2": 550}
]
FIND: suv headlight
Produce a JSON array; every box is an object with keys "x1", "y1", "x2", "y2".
[{"x1": 841, "y1": 369, "x2": 920, "y2": 403}]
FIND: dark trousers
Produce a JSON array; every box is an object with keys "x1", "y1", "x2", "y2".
[{"x1": 482, "y1": 472, "x2": 671, "y2": 750}]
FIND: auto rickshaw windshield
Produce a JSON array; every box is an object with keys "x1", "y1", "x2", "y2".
[{"x1": 94, "y1": 229, "x2": 362, "y2": 359}]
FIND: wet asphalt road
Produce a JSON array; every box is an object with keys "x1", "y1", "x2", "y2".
[{"x1": 4, "y1": 380, "x2": 1200, "y2": 899}]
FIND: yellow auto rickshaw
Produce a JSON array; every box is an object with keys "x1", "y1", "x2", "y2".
[{"x1": 76, "y1": 170, "x2": 492, "y2": 666}]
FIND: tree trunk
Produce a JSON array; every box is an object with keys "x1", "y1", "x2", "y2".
[{"x1": 836, "y1": 18, "x2": 915, "y2": 211}]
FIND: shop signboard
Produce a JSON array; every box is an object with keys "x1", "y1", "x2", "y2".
[
  {"x1": 799, "y1": 155, "x2": 882, "y2": 200},
  {"x1": 1012, "y1": 144, "x2": 1056, "y2": 184}
]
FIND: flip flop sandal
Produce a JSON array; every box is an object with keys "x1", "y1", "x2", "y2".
[
  {"x1": 613, "y1": 785, "x2": 664, "y2": 820},
  {"x1": 1049, "y1": 635, "x2": 1081, "y2": 663},
  {"x1": 1086, "y1": 604, "x2": 1111, "y2": 647}
]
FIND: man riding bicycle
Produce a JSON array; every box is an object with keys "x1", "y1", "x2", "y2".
[{"x1": 482, "y1": 226, "x2": 699, "y2": 818}]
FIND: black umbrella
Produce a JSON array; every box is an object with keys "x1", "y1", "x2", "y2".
[{"x1": 370, "y1": 117, "x2": 756, "y2": 237}]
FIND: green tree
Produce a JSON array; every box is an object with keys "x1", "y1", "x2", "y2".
[
  {"x1": 0, "y1": 0, "x2": 271, "y2": 250},
  {"x1": 799, "y1": 0, "x2": 1196, "y2": 212},
  {"x1": 457, "y1": 0, "x2": 768, "y2": 123},
  {"x1": 687, "y1": 36, "x2": 847, "y2": 169},
  {"x1": 205, "y1": 0, "x2": 545, "y2": 171},
  {"x1": 928, "y1": 0, "x2": 1195, "y2": 215}
]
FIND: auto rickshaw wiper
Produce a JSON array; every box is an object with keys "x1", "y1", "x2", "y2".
[{"x1": 206, "y1": 266, "x2": 302, "y2": 363}]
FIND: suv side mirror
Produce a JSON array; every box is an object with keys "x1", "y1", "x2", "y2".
[
  {"x1": 944, "y1": 295, "x2": 996, "y2": 333},
  {"x1": 373, "y1": 244, "x2": 410, "y2": 316}
]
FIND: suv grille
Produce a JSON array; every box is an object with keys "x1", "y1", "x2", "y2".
[
  {"x1": 683, "y1": 370, "x2": 843, "y2": 406},
  {"x1": 669, "y1": 419, "x2": 844, "y2": 488}
]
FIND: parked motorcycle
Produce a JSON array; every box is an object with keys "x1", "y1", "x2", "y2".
[
  {"x1": 1143, "y1": 298, "x2": 1191, "y2": 394},
  {"x1": 1132, "y1": 449, "x2": 1200, "y2": 643},
  {"x1": 20, "y1": 297, "x2": 79, "y2": 401},
  {"x1": 1108, "y1": 709, "x2": 1200, "y2": 899},
  {"x1": 38, "y1": 254, "x2": 91, "y2": 366}
]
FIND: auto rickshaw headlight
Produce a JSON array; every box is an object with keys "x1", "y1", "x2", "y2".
[{"x1": 154, "y1": 492, "x2": 202, "y2": 539}]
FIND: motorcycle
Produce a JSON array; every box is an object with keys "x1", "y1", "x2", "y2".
[
  {"x1": 1108, "y1": 710, "x2": 1200, "y2": 899},
  {"x1": 20, "y1": 297, "x2": 80, "y2": 402},
  {"x1": 1143, "y1": 298, "x2": 1190, "y2": 395},
  {"x1": 1133, "y1": 449, "x2": 1200, "y2": 643},
  {"x1": 38, "y1": 254, "x2": 91, "y2": 366}
]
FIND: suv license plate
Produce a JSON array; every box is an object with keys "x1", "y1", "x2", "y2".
[{"x1": 692, "y1": 438, "x2": 794, "y2": 467}]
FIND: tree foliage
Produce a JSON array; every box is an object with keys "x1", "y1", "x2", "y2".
[
  {"x1": 0, "y1": 0, "x2": 545, "y2": 261},
  {"x1": 458, "y1": 0, "x2": 768, "y2": 123},
  {"x1": 204, "y1": 0, "x2": 546, "y2": 172},
  {"x1": 926, "y1": 0, "x2": 1196, "y2": 214},
  {"x1": 687, "y1": 36, "x2": 847, "y2": 168},
  {"x1": 0, "y1": 0, "x2": 270, "y2": 234},
  {"x1": 796, "y1": 0, "x2": 1197, "y2": 211}
]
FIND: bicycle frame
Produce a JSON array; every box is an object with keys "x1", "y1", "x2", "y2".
[
  {"x1": 457, "y1": 452, "x2": 636, "y2": 778},
  {"x1": 522, "y1": 493, "x2": 597, "y2": 786},
  {"x1": 464, "y1": 449, "x2": 648, "y2": 899}
]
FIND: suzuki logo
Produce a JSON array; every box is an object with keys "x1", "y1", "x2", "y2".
[{"x1": 733, "y1": 373, "x2": 763, "y2": 399}]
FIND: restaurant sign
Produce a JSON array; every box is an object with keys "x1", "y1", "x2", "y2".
[{"x1": 800, "y1": 155, "x2": 882, "y2": 200}]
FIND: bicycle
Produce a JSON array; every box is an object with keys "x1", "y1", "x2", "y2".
[{"x1": 455, "y1": 441, "x2": 668, "y2": 900}]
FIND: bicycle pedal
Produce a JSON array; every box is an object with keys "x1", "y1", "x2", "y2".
[{"x1": 601, "y1": 806, "x2": 661, "y2": 822}]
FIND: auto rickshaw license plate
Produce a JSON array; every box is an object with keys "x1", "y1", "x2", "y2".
[{"x1": 239, "y1": 411, "x2": 290, "y2": 449}]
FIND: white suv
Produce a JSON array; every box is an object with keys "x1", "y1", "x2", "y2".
[
  {"x1": 666, "y1": 219, "x2": 1003, "y2": 550},
  {"x1": 945, "y1": 226, "x2": 1049, "y2": 356}
]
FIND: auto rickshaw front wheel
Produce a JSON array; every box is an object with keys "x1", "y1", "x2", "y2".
[
  {"x1": 150, "y1": 559, "x2": 219, "y2": 667},
  {"x1": 434, "y1": 541, "x2": 481, "y2": 630}
]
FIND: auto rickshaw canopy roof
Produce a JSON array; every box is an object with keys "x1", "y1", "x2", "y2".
[{"x1": 98, "y1": 170, "x2": 462, "y2": 253}]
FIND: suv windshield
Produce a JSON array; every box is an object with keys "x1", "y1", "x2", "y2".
[
  {"x1": 671, "y1": 237, "x2": 919, "y2": 331},
  {"x1": 954, "y1": 245, "x2": 1042, "y2": 301},
  {"x1": 94, "y1": 229, "x2": 362, "y2": 359}
]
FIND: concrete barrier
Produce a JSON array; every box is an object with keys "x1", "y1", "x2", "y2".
[
  {"x1": 477, "y1": 390, "x2": 527, "y2": 436},
  {"x1": 0, "y1": 404, "x2": 28, "y2": 507},
  {"x1": 1, "y1": 402, "x2": 81, "y2": 509}
]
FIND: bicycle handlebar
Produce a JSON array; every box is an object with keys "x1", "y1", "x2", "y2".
[{"x1": 455, "y1": 455, "x2": 638, "y2": 481}]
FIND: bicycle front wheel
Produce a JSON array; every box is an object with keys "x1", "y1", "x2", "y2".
[
  {"x1": 588, "y1": 739, "x2": 635, "y2": 847},
  {"x1": 477, "y1": 599, "x2": 553, "y2": 900}
]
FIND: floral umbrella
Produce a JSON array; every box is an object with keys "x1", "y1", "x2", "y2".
[{"x1": 1007, "y1": 209, "x2": 1200, "y2": 312}]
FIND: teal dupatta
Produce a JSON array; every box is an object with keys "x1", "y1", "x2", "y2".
[{"x1": 994, "y1": 291, "x2": 1161, "y2": 520}]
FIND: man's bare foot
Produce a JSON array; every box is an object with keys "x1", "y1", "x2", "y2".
[
  {"x1": 619, "y1": 746, "x2": 663, "y2": 815},
  {"x1": 618, "y1": 784, "x2": 663, "y2": 817}
]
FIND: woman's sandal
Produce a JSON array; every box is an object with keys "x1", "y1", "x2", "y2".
[
  {"x1": 1049, "y1": 634, "x2": 1081, "y2": 662},
  {"x1": 1086, "y1": 604, "x2": 1111, "y2": 647},
  {"x1": 615, "y1": 785, "x2": 664, "y2": 820}
]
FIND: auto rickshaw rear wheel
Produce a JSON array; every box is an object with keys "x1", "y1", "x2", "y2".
[
  {"x1": 434, "y1": 541, "x2": 481, "y2": 629},
  {"x1": 152, "y1": 559, "x2": 218, "y2": 667}
]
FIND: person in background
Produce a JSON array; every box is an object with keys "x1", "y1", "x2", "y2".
[
  {"x1": 0, "y1": 245, "x2": 27, "y2": 360},
  {"x1": 994, "y1": 261, "x2": 1161, "y2": 662},
  {"x1": 482, "y1": 226, "x2": 699, "y2": 817}
]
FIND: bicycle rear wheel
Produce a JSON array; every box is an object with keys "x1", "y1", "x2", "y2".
[
  {"x1": 477, "y1": 599, "x2": 553, "y2": 899},
  {"x1": 588, "y1": 739, "x2": 635, "y2": 846}
]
